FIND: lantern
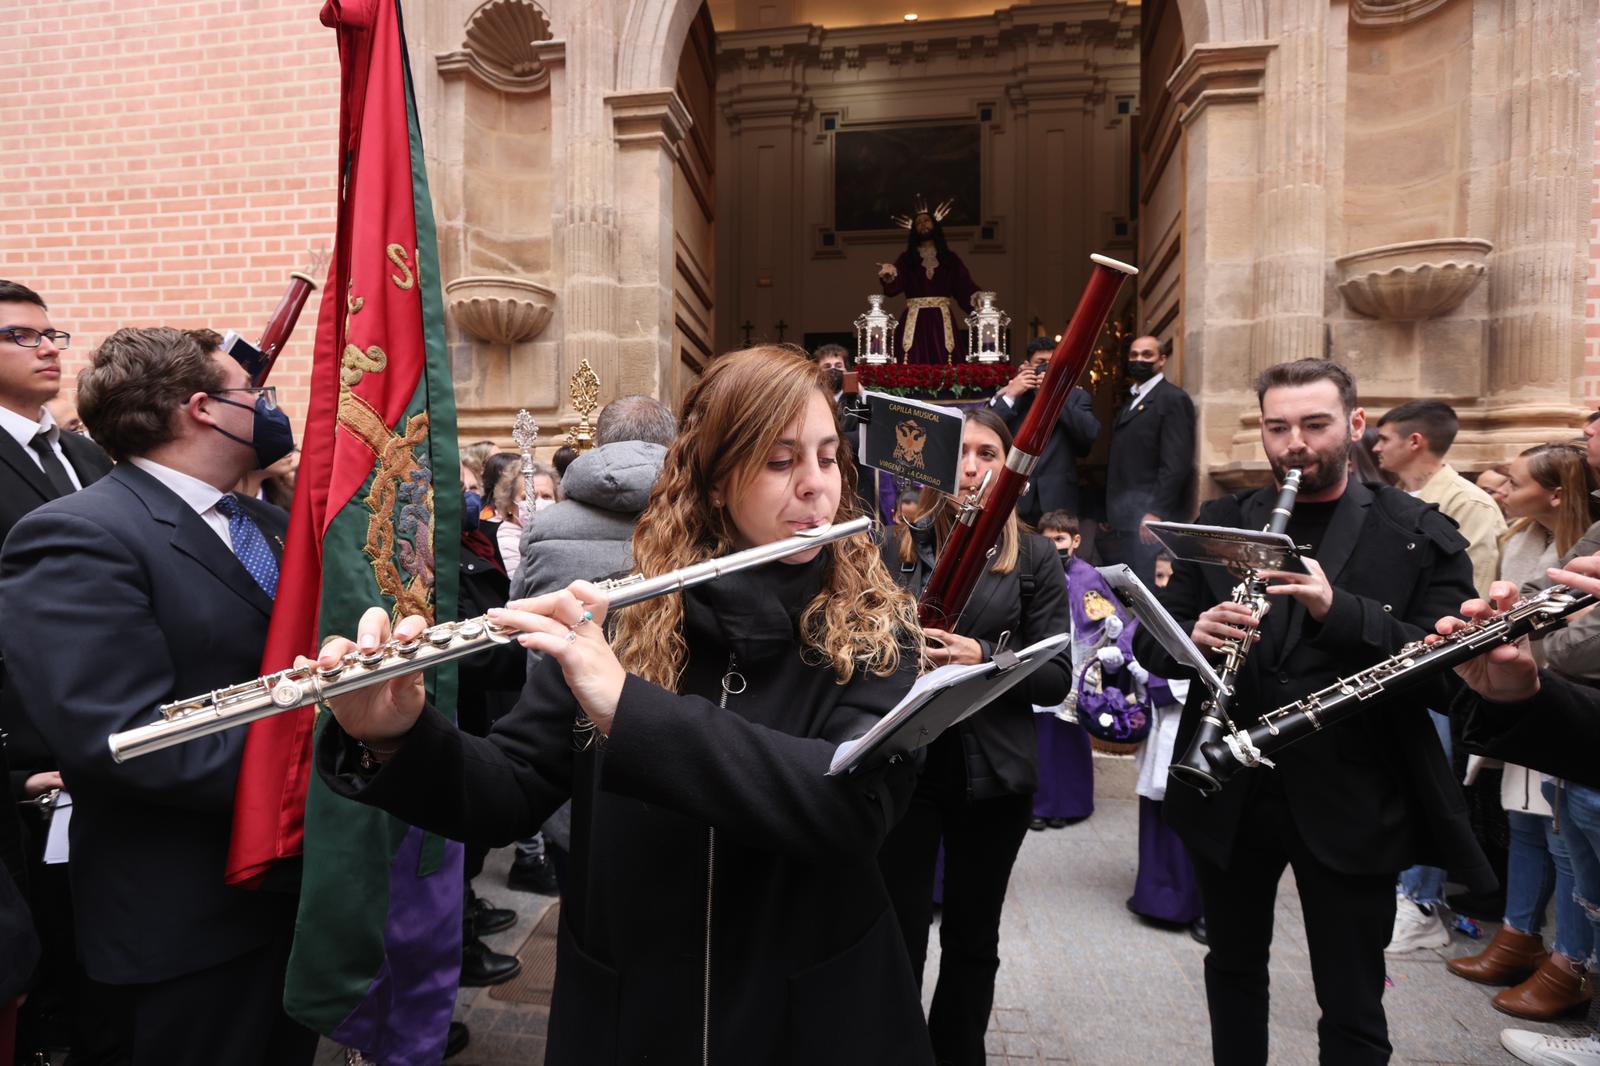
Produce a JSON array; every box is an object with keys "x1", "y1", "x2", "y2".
[
  {"x1": 854, "y1": 294, "x2": 898, "y2": 366},
  {"x1": 965, "y1": 292, "x2": 1010, "y2": 364}
]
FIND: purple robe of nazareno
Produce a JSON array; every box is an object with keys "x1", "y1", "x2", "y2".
[{"x1": 880, "y1": 245, "x2": 981, "y2": 366}]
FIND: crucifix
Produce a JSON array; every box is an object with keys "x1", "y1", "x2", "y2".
[
  {"x1": 775, "y1": 319, "x2": 788, "y2": 342},
  {"x1": 740, "y1": 320, "x2": 754, "y2": 346},
  {"x1": 1028, "y1": 315, "x2": 1043, "y2": 337}
]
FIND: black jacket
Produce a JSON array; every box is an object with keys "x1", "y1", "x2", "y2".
[
  {"x1": 319, "y1": 552, "x2": 934, "y2": 1066},
  {"x1": 1134, "y1": 480, "x2": 1494, "y2": 890},
  {"x1": 1454, "y1": 671, "x2": 1600, "y2": 790},
  {"x1": 1106, "y1": 377, "x2": 1196, "y2": 530},
  {"x1": 884, "y1": 529, "x2": 1073, "y2": 796},
  {"x1": 0, "y1": 463, "x2": 296, "y2": 984},
  {"x1": 991, "y1": 386, "x2": 1100, "y2": 521},
  {"x1": 0, "y1": 428, "x2": 111, "y2": 875}
]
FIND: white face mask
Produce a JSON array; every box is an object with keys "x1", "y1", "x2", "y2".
[{"x1": 533, "y1": 496, "x2": 556, "y2": 512}]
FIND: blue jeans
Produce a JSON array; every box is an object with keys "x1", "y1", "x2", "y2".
[
  {"x1": 1503, "y1": 810, "x2": 1556, "y2": 936},
  {"x1": 1398, "y1": 711, "x2": 1452, "y2": 906},
  {"x1": 1544, "y1": 779, "x2": 1600, "y2": 968}
]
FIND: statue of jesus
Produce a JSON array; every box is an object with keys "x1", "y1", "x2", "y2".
[{"x1": 875, "y1": 196, "x2": 982, "y2": 366}]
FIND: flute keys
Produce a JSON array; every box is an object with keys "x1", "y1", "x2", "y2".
[
  {"x1": 457, "y1": 621, "x2": 484, "y2": 641},
  {"x1": 271, "y1": 678, "x2": 309, "y2": 708},
  {"x1": 393, "y1": 636, "x2": 421, "y2": 658},
  {"x1": 425, "y1": 625, "x2": 454, "y2": 647}
]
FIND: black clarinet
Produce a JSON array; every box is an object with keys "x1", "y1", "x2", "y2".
[
  {"x1": 1168, "y1": 468, "x2": 1303, "y2": 793},
  {"x1": 1196, "y1": 583, "x2": 1595, "y2": 785}
]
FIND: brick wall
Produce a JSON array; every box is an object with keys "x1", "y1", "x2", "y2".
[{"x1": 0, "y1": 0, "x2": 341, "y2": 431}]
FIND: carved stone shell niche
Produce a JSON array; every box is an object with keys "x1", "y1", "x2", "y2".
[
  {"x1": 436, "y1": 0, "x2": 555, "y2": 94},
  {"x1": 1334, "y1": 238, "x2": 1493, "y2": 321},
  {"x1": 445, "y1": 276, "x2": 557, "y2": 345}
]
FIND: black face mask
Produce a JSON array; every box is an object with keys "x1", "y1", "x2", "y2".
[
  {"x1": 825, "y1": 368, "x2": 845, "y2": 393},
  {"x1": 1056, "y1": 546, "x2": 1074, "y2": 563},
  {"x1": 1125, "y1": 359, "x2": 1157, "y2": 383}
]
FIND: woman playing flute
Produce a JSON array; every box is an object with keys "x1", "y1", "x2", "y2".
[{"x1": 312, "y1": 347, "x2": 933, "y2": 1064}]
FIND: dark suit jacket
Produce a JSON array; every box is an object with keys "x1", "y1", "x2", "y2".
[
  {"x1": 1454, "y1": 671, "x2": 1600, "y2": 790},
  {"x1": 0, "y1": 462, "x2": 296, "y2": 984},
  {"x1": 991, "y1": 386, "x2": 1100, "y2": 521},
  {"x1": 1134, "y1": 480, "x2": 1494, "y2": 890},
  {"x1": 0, "y1": 428, "x2": 110, "y2": 880},
  {"x1": 1106, "y1": 377, "x2": 1196, "y2": 530}
]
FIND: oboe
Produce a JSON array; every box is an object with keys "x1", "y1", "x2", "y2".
[
  {"x1": 1196, "y1": 582, "x2": 1595, "y2": 786},
  {"x1": 1168, "y1": 469, "x2": 1303, "y2": 793},
  {"x1": 107, "y1": 517, "x2": 872, "y2": 763}
]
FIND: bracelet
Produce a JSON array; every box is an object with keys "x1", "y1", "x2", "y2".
[{"x1": 357, "y1": 737, "x2": 404, "y2": 772}]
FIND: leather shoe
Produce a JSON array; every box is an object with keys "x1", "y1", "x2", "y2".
[
  {"x1": 460, "y1": 937, "x2": 522, "y2": 987},
  {"x1": 1449, "y1": 925, "x2": 1549, "y2": 986},
  {"x1": 1028, "y1": 817, "x2": 1048, "y2": 832},
  {"x1": 444, "y1": 1021, "x2": 469, "y2": 1060},
  {"x1": 1189, "y1": 917, "x2": 1208, "y2": 946},
  {"x1": 469, "y1": 893, "x2": 517, "y2": 937},
  {"x1": 507, "y1": 852, "x2": 559, "y2": 895},
  {"x1": 1493, "y1": 953, "x2": 1592, "y2": 1021}
]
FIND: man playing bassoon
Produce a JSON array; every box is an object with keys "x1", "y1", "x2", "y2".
[{"x1": 1134, "y1": 358, "x2": 1492, "y2": 1066}]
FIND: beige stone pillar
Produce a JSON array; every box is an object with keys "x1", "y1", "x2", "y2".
[
  {"x1": 1483, "y1": 0, "x2": 1593, "y2": 424},
  {"x1": 1166, "y1": 41, "x2": 1274, "y2": 491},
  {"x1": 1246, "y1": 1, "x2": 1327, "y2": 375}
]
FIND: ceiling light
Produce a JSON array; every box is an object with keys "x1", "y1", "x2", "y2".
[{"x1": 904, "y1": 13, "x2": 918, "y2": 21}]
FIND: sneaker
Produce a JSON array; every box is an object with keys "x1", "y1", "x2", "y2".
[
  {"x1": 1385, "y1": 896, "x2": 1450, "y2": 954},
  {"x1": 1501, "y1": 1029, "x2": 1600, "y2": 1065}
]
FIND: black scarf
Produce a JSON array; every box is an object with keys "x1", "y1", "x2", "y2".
[{"x1": 681, "y1": 549, "x2": 830, "y2": 664}]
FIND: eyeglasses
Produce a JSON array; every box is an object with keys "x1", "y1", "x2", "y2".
[
  {"x1": 209, "y1": 386, "x2": 279, "y2": 411},
  {"x1": 1, "y1": 327, "x2": 70, "y2": 349}
]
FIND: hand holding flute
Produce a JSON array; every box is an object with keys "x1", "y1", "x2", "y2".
[{"x1": 309, "y1": 581, "x2": 623, "y2": 757}]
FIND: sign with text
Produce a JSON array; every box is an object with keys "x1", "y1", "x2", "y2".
[{"x1": 858, "y1": 391, "x2": 965, "y2": 495}]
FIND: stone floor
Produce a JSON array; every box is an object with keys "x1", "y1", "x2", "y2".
[{"x1": 317, "y1": 755, "x2": 1578, "y2": 1065}]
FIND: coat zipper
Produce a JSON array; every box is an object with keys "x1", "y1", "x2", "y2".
[{"x1": 704, "y1": 653, "x2": 743, "y2": 1066}]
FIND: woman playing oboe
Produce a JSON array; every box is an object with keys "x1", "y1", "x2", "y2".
[
  {"x1": 877, "y1": 407, "x2": 1073, "y2": 1065},
  {"x1": 312, "y1": 347, "x2": 933, "y2": 1065}
]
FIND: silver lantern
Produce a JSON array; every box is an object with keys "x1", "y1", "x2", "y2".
[
  {"x1": 854, "y1": 294, "x2": 898, "y2": 366},
  {"x1": 965, "y1": 291, "x2": 1010, "y2": 364}
]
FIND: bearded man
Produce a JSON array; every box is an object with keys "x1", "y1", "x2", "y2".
[
  {"x1": 1133, "y1": 358, "x2": 1492, "y2": 1066},
  {"x1": 875, "y1": 197, "x2": 981, "y2": 366}
]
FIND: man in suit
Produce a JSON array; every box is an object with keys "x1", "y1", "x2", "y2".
[
  {"x1": 1106, "y1": 335, "x2": 1195, "y2": 586},
  {"x1": 0, "y1": 280, "x2": 112, "y2": 1059},
  {"x1": 1134, "y1": 359, "x2": 1492, "y2": 1066},
  {"x1": 0, "y1": 326, "x2": 313, "y2": 1065},
  {"x1": 991, "y1": 336, "x2": 1100, "y2": 525}
]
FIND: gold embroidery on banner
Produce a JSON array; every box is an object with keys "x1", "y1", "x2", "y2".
[
  {"x1": 360, "y1": 412, "x2": 434, "y2": 623},
  {"x1": 387, "y1": 245, "x2": 416, "y2": 291},
  {"x1": 341, "y1": 284, "x2": 389, "y2": 392}
]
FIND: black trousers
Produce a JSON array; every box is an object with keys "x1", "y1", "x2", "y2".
[
  {"x1": 880, "y1": 738, "x2": 1033, "y2": 1066},
  {"x1": 1191, "y1": 789, "x2": 1396, "y2": 1066},
  {"x1": 94, "y1": 931, "x2": 317, "y2": 1066}
]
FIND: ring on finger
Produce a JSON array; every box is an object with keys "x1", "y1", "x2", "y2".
[
  {"x1": 564, "y1": 630, "x2": 578, "y2": 645},
  {"x1": 568, "y1": 609, "x2": 594, "y2": 632}
]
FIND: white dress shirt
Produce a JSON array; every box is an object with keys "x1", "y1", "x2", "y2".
[
  {"x1": 1127, "y1": 370, "x2": 1166, "y2": 409},
  {"x1": 128, "y1": 456, "x2": 233, "y2": 550},
  {"x1": 0, "y1": 404, "x2": 84, "y2": 490}
]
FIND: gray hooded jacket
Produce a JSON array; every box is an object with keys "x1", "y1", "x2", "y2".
[{"x1": 510, "y1": 440, "x2": 666, "y2": 601}]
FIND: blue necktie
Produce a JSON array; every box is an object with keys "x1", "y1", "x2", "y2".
[{"x1": 214, "y1": 495, "x2": 279, "y2": 599}]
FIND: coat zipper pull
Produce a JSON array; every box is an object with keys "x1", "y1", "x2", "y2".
[{"x1": 704, "y1": 652, "x2": 739, "y2": 1066}]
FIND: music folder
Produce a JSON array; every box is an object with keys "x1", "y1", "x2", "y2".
[
  {"x1": 1097, "y1": 564, "x2": 1226, "y2": 695},
  {"x1": 828, "y1": 632, "x2": 1070, "y2": 777}
]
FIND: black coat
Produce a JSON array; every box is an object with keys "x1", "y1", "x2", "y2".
[
  {"x1": 0, "y1": 428, "x2": 111, "y2": 878},
  {"x1": 991, "y1": 386, "x2": 1100, "y2": 521},
  {"x1": 883, "y1": 529, "x2": 1073, "y2": 796},
  {"x1": 1105, "y1": 377, "x2": 1196, "y2": 530},
  {"x1": 1134, "y1": 480, "x2": 1495, "y2": 890},
  {"x1": 319, "y1": 553, "x2": 934, "y2": 1066},
  {"x1": 1454, "y1": 671, "x2": 1600, "y2": 790},
  {"x1": 0, "y1": 463, "x2": 297, "y2": 984}
]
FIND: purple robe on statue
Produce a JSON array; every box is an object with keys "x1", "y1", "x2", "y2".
[{"x1": 881, "y1": 243, "x2": 981, "y2": 365}]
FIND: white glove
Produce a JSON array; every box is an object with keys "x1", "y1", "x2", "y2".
[
  {"x1": 1128, "y1": 660, "x2": 1150, "y2": 686},
  {"x1": 1096, "y1": 646, "x2": 1125, "y2": 672},
  {"x1": 1104, "y1": 615, "x2": 1124, "y2": 641}
]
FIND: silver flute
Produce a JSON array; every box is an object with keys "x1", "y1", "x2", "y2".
[{"x1": 107, "y1": 517, "x2": 872, "y2": 763}]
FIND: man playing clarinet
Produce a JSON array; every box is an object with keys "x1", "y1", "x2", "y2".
[{"x1": 1134, "y1": 358, "x2": 1492, "y2": 1066}]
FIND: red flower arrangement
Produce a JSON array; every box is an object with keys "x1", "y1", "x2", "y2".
[{"x1": 854, "y1": 362, "x2": 1015, "y2": 399}]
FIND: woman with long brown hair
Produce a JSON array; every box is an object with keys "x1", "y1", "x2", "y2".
[
  {"x1": 310, "y1": 347, "x2": 934, "y2": 1064},
  {"x1": 878, "y1": 405, "x2": 1073, "y2": 1065}
]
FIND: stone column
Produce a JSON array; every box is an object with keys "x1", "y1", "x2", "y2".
[
  {"x1": 556, "y1": 3, "x2": 623, "y2": 433},
  {"x1": 1246, "y1": 0, "x2": 1327, "y2": 375},
  {"x1": 1166, "y1": 41, "x2": 1275, "y2": 489},
  {"x1": 1484, "y1": 0, "x2": 1593, "y2": 414}
]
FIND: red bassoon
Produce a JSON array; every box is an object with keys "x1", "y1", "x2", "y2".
[
  {"x1": 226, "y1": 270, "x2": 321, "y2": 387},
  {"x1": 917, "y1": 254, "x2": 1138, "y2": 630}
]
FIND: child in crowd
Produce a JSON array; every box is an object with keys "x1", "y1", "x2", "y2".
[{"x1": 1028, "y1": 512, "x2": 1099, "y2": 829}]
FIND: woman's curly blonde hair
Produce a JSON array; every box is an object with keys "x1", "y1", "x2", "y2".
[{"x1": 610, "y1": 345, "x2": 919, "y2": 690}]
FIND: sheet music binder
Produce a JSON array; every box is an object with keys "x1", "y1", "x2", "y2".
[
  {"x1": 827, "y1": 632, "x2": 1070, "y2": 776},
  {"x1": 1096, "y1": 564, "x2": 1225, "y2": 694}
]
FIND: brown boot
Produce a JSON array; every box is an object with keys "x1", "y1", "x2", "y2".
[
  {"x1": 1492, "y1": 953, "x2": 1593, "y2": 1020},
  {"x1": 1447, "y1": 925, "x2": 1549, "y2": 986}
]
